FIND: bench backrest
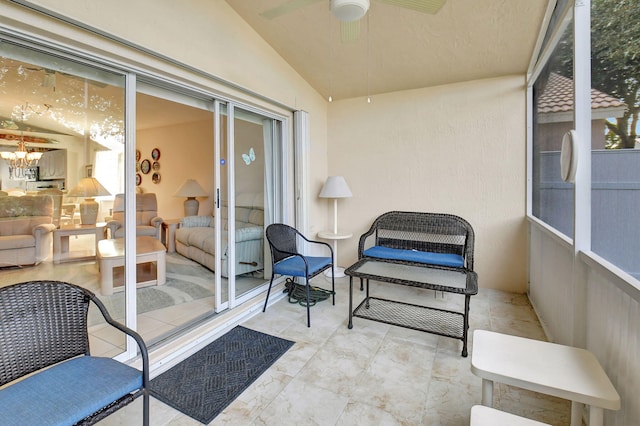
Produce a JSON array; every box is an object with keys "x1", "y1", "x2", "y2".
[
  {"x1": 0, "y1": 281, "x2": 91, "y2": 386},
  {"x1": 358, "y1": 211, "x2": 475, "y2": 269}
]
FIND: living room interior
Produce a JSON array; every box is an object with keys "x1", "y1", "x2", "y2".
[{"x1": 0, "y1": 0, "x2": 638, "y2": 424}]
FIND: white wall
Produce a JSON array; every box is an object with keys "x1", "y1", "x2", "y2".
[{"x1": 328, "y1": 76, "x2": 528, "y2": 292}]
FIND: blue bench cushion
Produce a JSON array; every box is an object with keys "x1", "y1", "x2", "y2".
[
  {"x1": 0, "y1": 356, "x2": 143, "y2": 426},
  {"x1": 363, "y1": 246, "x2": 464, "y2": 268},
  {"x1": 274, "y1": 255, "x2": 332, "y2": 277}
]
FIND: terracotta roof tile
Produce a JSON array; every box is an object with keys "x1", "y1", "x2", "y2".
[{"x1": 538, "y1": 72, "x2": 626, "y2": 113}]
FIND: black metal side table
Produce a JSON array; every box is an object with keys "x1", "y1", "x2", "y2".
[{"x1": 345, "y1": 258, "x2": 478, "y2": 357}]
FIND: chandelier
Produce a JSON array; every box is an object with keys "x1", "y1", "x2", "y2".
[
  {"x1": 0, "y1": 102, "x2": 46, "y2": 179},
  {"x1": 0, "y1": 138, "x2": 43, "y2": 179}
]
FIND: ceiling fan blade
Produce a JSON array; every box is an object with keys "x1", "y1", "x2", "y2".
[
  {"x1": 341, "y1": 20, "x2": 360, "y2": 43},
  {"x1": 259, "y1": 0, "x2": 324, "y2": 19},
  {"x1": 375, "y1": 0, "x2": 446, "y2": 14}
]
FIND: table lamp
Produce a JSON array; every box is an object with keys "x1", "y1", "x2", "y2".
[
  {"x1": 174, "y1": 179, "x2": 208, "y2": 216},
  {"x1": 319, "y1": 176, "x2": 352, "y2": 234},
  {"x1": 67, "y1": 177, "x2": 111, "y2": 225}
]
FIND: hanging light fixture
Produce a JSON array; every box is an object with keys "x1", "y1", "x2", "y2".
[
  {"x1": 0, "y1": 103, "x2": 46, "y2": 179},
  {"x1": 0, "y1": 138, "x2": 43, "y2": 179},
  {"x1": 331, "y1": 0, "x2": 370, "y2": 22}
]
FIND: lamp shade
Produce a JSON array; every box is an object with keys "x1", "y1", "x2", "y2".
[
  {"x1": 319, "y1": 176, "x2": 352, "y2": 198},
  {"x1": 174, "y1": 179, "x2": 208, "y2": 198},
  {"x1": 67, "y1": 177, "x2": 111, "y2": 198}
]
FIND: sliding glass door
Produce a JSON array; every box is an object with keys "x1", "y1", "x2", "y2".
[{"x1": 1, "y1": 34, "x2": 287, "y2": 357}]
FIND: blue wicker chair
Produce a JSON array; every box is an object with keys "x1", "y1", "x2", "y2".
[
  {"x1": 263, "y1": 224, "x2": 335, "y2": 327},
  {"x1": 0, "y1": 280, "x2": 149, "y2": 425}
]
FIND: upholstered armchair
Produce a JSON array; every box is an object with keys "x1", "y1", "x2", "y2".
[
  {"x1": 105, "y1": 193, "x2": 163, "y2": 240},
  {"x1": 0, "y1": 195, "x2": 56, "y2": 267}
]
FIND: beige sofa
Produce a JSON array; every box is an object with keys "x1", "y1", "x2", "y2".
[
  {"x1": 0, "y1": 195, "x2": 56, "y2": 267},
  {"x1": 175, "y1": 195, "x2": 264, "y2": 277}
]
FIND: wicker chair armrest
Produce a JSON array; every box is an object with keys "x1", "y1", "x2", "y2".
[
  {"x1": 89, "y1": 293, "x2": 149, "y2": 389},
  {"x1": 298, "y1": 232, "x2": 334, "y2": 259}
]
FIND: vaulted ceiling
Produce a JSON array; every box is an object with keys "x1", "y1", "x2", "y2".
[{"x1": 225, "y1": 0, "x2": 549, "y2": 101}]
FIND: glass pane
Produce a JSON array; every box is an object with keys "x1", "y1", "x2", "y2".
[
  {"x1": 135, "y1": 89, "x2": 217, "y2": 342},
  {"x1": 0, "y1": 40, "x2": 126, "y2": 354},
  {"x1": 531, "y1": 18, "x2": 575, "y2": 238},
  {"x1": 219, "y1": 103, "x2": 229, "y2": 308},
  {"x1": 233, "y1": 108, "x2": 268, "y2": 300},
  {"x1": 590, "y1": 1, "x2": 640, "y2": 279}
]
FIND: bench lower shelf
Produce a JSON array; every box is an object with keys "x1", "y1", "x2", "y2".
[{"x1": 352, "y1": 296, "x2": 465, "y2": 339}]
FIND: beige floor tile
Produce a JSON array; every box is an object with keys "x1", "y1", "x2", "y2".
[{"x1": 253, "y1": 378, "x2": 349, "y2": 425}]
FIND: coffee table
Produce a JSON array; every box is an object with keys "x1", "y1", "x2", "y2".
[
  {"x1": 471, "y1": 330, "x2": 620, "y2": 426},
  {"x1": 53, "y1": 223, "x2": 106, "y2": 264},
  {"x1": 345, "y1": 258, "x2": 477, "y2": 357},
  {"x1": 97, "y1": 236, "x2": 166, "y2": 296}
]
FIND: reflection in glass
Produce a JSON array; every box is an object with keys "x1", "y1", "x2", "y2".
[
  {"x1": 531, "y1": 19, "x2": 575, "y2": 238},
  {"x1": 0, "y1": 41, "x2": 127, "y2": 353}
]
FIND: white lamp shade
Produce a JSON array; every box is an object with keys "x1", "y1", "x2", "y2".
[
  {"x1": 175, "y1": 179, "x2": 208, "y2": 217},
  {"x1": 174, "y1": 179, "x2": 208, "y2": 198},
  {"x1": 67, "y1": 177, "x2": 111, "y2": 198},
  {"x1": 319, "y1": 176, "x2": 352, "y2": 198}
]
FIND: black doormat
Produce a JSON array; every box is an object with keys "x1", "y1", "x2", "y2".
[{"x1": 150, "y1": 326, "x2": 294, "y2": 424}]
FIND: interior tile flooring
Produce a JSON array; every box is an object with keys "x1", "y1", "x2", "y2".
[{"x1": 96, "y1": 277, "x2": 571, "y2": 425}]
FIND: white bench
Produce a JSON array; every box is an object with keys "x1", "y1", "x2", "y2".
[
  {"x1": 470, "y1": 405, "x2": 550, "y2": 425},
  {"x1": 471, "y1": 330, "x2": 620, "y2": 426}
]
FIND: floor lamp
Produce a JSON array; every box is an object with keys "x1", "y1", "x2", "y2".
[{"x1": 318, "y1": 176, "x2": 352, "y2": 277}]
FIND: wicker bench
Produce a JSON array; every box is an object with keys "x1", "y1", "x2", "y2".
[
  {"x1": 358, "y1": 211, "x2": 475, "y2": 272},
  {"x1": 0, "y1": 281, "x2": 149, "y2": 425},
  {"x1": 346, "y1": 211, "x2": 478, "y2": 356}
]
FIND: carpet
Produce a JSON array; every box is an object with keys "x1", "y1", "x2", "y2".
[
  {"x1": 89, "y1": 253, "x2": 266, "y2": 325},
  {"x1": 150, "y1": 326, "x2": 295, "y2": 424},
  {"x1": 88, "y1": 254, "x2": 216, "y2": 325}
]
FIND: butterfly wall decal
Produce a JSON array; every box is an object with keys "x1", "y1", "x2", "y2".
[{"x1": 242, "y1": 147, "x2": 255, "y2": 165}]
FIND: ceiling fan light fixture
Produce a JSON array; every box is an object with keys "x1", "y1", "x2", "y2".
[{"x1": 331, "y1": 0, "x2": 370, "y2": 22}]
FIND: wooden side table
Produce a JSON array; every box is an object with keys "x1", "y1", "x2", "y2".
[
  {"x1": 317, "y1": 231, "x2": 352, "y2": 277},
  {"x1": 162, "y1": 219, "x2": 181, "y2": 253}
]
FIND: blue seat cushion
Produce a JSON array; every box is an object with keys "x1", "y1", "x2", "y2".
[
  {"x1": 363, "y1": 246, "x2": 464, "y2": 268},
  {"x1": 0, "y1": 356, "x2": 143, "y2": 426},
  {"x1": 274, "y1": 255, "x2": 332, "y2": 277}
]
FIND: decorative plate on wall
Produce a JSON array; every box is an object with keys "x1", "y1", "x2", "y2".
[
  {"x1": 151, "y1": 148, "x2": 161, "y2": 161},
  {"x1": 136, "y1": 149, "x2": 141, "y2": 162},
  {"x1": 152, "y1": 161, "x2": 160, "y2": 171},
  {"x1": 140, "y1": 159, "x2": 151, "y2": 174},
  {"x1": 152, "y1": 172, "x2": 161, "y2": 184},
  {"x1": 136, "y1": 173, "x2": 141, "y2": 186}
]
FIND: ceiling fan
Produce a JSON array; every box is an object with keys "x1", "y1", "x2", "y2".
[{"x1": 260, "y1": 0, "x2": 446, "y2": 41}]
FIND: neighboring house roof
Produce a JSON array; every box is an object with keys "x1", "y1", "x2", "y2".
[{"x1": 537, "y1": 72, "x2": 627, "y2": 123}]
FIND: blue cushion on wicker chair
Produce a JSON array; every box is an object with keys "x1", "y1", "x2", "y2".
[
  {"x1": 274, "y1": 255, "x2": 332, "y2": 277},
  {"x1": 363, "y1": 246, "x2": 464, "y2": 267},
  {"x1": 1, "y1": 356, "x2": 143, "y2": 426}
]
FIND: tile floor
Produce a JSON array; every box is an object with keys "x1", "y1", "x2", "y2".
[{"x1": 97, "y1": 276, "x2": 571, "y2": 425}]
